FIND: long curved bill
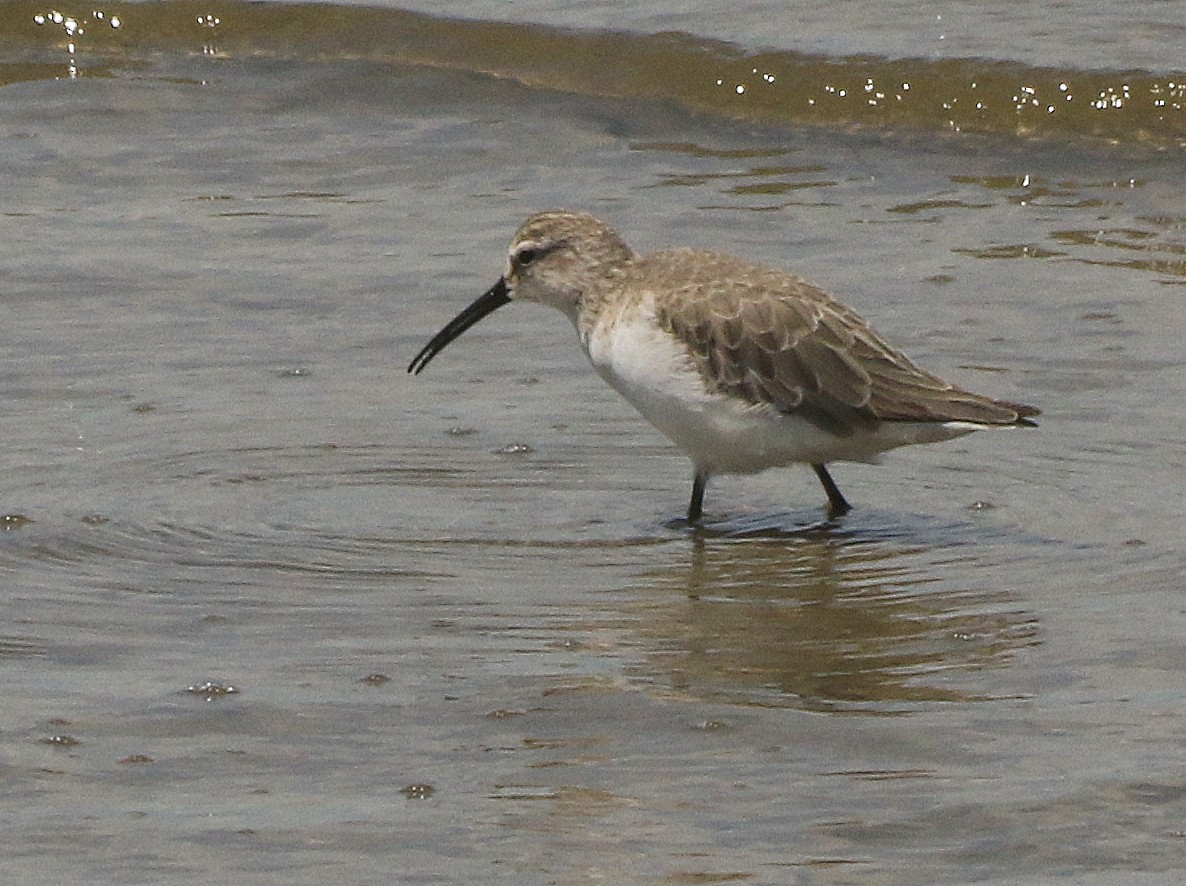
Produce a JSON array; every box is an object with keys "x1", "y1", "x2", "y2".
[{"x1": 407, "y1": 278, "x2": 511, "y2": 374}]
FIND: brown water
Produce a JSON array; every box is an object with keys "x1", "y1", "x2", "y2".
[{"x1": 3, "y1": 3, "x2": 1186, "y2": 884}]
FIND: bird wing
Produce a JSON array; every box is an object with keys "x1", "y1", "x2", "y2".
[{"x1": 648, "y1": 250, "x2": 1038, "y2": 436}]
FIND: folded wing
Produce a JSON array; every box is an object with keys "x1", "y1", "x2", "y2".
[{"x1": 650, "y1": 250, "x2": 1039, "y2": 437}]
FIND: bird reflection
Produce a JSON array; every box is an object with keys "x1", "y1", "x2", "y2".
[{"x1": 623, "y1": 528, "x2": 1038, "y2": 712}]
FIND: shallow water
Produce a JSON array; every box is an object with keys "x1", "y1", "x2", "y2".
[{"x1": 3, "y1": 2, "x2": 1186, "y2": 884}]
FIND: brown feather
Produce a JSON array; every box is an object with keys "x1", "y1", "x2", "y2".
[{"x1": 649, "y1": 249, "x2": 1038, "y2": 434}]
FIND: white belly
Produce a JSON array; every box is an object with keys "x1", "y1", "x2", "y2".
[{"x1": 582, "y1": 307, "x2": 976, "y2": 474}]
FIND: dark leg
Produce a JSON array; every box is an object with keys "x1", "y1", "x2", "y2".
[
  {"x1": 812, "y1": 463, "x2": 851, "y2": 519},
  {"x1": 687, "y1": 470, "x2": 709, "y2": 523}
]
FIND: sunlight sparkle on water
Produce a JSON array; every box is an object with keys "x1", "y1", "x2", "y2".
[
  {"x1": 32, "y1": 7, "x2": 123, "y2": 79},
  {"x1": 714, "y1": 67, "x2": 779, "y2": 99}
]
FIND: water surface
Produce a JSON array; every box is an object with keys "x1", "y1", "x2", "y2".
[{"x1": 3, "y1": 2, "x2": 1186, "y2": 883}]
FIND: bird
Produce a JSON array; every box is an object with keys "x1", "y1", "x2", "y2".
[{"x1": 408, "y1": 210, "x2": 1038, "y2": 523}]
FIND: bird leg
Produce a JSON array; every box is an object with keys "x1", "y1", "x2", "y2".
[
  {"x1": 812, "y1": 463, "x2": 851, "y2": 519},
  {"x1": 687, "y1": 470, "x2": 709, "y2": 523}
]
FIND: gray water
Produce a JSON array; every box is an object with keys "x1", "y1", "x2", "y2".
[
  {"x1": 3, "y1": 2, "x2": 1186, "y2": 884},
  {"x1": 382, "y1": 0, "x2": 1186, "y2": 71}
]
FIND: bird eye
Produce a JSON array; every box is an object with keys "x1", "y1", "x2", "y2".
[{"x1": 515, "y1": 246, "x2": 539, "y2": 267}]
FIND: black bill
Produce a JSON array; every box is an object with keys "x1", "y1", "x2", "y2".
[{"x1": 407, "y1": 277, "x2": 511, "y2": 375}]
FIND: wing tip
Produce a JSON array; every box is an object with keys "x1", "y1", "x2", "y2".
[{"x1": 1007, "y1": 401, "x2": 1040, "y2": 427}]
